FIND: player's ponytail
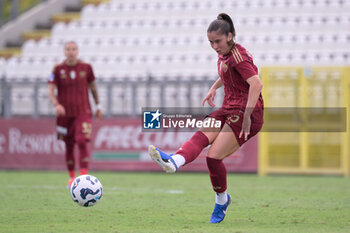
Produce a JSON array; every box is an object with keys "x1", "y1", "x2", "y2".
[
  {"x1": 217, "y1": 13, "x2": 235, "y2": 37},
  {"x1": 207, "y1": 13, "x2": 236, "y2": 38}
]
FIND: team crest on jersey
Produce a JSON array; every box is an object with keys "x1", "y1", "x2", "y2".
[
  {"x1": 219, "y1": 61, "x2": 228, "y2": 74},
  {"x1": 79, "y1": 71, "x2": 86, "y2": 78},
  {"x1": 222, "y1": 63, "x2": 228, "y2": 72},
  {"x1": 60, "y1": 69, "x2": 67, "y2": 79},
  {"x1": 70, "y1": 71, "x2": 76, "y2": 79}
]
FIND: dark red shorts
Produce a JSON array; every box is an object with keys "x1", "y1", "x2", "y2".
[
  {"x1": 207, "y1": 107, "x2": 263, "y2": 146},
  {"x1": 56, "y1": 114, "x2": 92, "y2": 143}
]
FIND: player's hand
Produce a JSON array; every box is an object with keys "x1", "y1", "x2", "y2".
[
  {"x1": 239, "y1": 113, "x2": 251, "y2": 141},
  {"x1": 96, "y1": 109, "x2": 103, "y2": 120},
  {"x1": 55, "y1": 104, "x2": 65, "y2": 116},
  {"x1": 202, "y1": 89, "x2": 216, "y2": 107}
]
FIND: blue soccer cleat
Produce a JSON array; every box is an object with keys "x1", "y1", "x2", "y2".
[
  {"x1": 210, "y1": 194, "x2": 231, "y2": 223},
  {"x1": 148, "y1": 145, "x2": 178, "y2": 173}
]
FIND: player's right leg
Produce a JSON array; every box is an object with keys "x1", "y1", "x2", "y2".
[
  {"x1": 65, "y1": 141, "x2": 75, "y2": 187},
  {"x1": 57, "y1": 116, "x2": 78, "y2": 188}
]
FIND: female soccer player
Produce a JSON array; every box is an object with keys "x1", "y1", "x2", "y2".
[
  {"x1": 48, "y1": 41, "x2": 103, "y2": 187},
  {"x1": 148, "y1": 13, "x2": 264, "y2": 223}
]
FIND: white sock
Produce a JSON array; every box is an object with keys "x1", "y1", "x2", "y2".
[
  {"x1": 216, "y1": 191, "x2": 228, "y2": 205},
  {"x1": 172, "y1": 154, "x2": 186, "y2": 168}
]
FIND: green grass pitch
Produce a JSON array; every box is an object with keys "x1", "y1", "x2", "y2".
[{"x1": 1, "y1": 171, "x2": 350, "y2": 233}]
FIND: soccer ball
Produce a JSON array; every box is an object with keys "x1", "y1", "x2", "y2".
[{"x1": 70, "y1": 175, "x2": 103, "y2": 207}]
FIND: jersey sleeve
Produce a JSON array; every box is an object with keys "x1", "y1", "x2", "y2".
[
  {"x1": 48, "y1": 65, "x2": 59, "y2": 85},
  {"x1": 235, "y1": 61, "x2": 258, "y2": 81},
  {"x1": 230, "y1": 47, "x2": 258, "y2": 81},
  {"x1": 87, "y1": 64, "x2": 96, "y2": 83}
]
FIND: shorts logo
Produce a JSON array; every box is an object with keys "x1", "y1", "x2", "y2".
[
  {"x1": 143, "y1": 109, "x2": 162, "y2": 129},
  {"x1": 82, "y1": 122, "x2": 92, "y2": 138},
  {"x1": 228, "y1": 115, "x2": 240, "y2": 124}
]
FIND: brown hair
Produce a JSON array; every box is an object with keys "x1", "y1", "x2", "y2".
[
  {"x1": 64, "y1": 41, "x2": 78, "y2": 49},
  {"x1": 207, "y1": 13, "x2": 235, "y2": 38}
]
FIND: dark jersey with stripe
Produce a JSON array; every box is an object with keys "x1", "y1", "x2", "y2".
[
  {"x1": 217, "y1": 43, "x2": 263, "y2": 112},
  {"x1": 48, "y1": 60, "x2": 95, "y2": 117}
]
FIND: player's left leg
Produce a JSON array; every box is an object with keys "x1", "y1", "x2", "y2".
[
  {"x1": 78, "y1": 142, "x2": 89, "y2": 175},
  {"x1": 75, "y1": 115, "x2": 92, "y2": 176},
  {"x1": 148, "y1": 129, "x2": 215, "y2": 173},
  {"x1": 148, "y1": 145, "x2": 178, "y2": 173},
  {"x1": 206, "y1": 123, "x2": 240, "y2": 223}
]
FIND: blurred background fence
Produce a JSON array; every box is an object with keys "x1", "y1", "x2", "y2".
[
  {"x1": 259, "y1": 66, "x2": 350, "y2": 176},
  {"x1": 0, "y1": 78, "x2": 222, "y2": 117}
]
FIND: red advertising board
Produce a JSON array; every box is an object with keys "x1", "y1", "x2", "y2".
[{"x1": 0, "y1": 118, "x2": 258, "y2": 172}]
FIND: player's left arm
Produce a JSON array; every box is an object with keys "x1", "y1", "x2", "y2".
[
  {"x1": 89, "y1": 81, "x2": 103, "y2": 120},
  {"x1": 244, "y1": 75, "x2": 263, "y2": 117},
  {"x1": 239, "y1": 74, "x2": 263, "y2": 140}
]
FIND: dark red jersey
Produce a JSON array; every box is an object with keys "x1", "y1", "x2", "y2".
[
  {"x1": 49, "y1": 60, "x2": 95, "y2": 117},
  {"x1": 217, "y1": 43, "x2": 263, "y2": 110}
]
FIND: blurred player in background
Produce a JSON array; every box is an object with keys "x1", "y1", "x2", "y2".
[
  {"x1": 148, "y1": 13, "x2": 264, "y2": 223},
  {"x1": 48, "y1": 41, "x2": 102, "y2": 187}
]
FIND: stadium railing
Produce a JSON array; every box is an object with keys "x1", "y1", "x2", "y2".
[{"x1": 0, "y1": 78, "x2": 221, "y2": 118}]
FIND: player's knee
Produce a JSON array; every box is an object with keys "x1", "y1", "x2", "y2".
[
  {"x1": 200, "y1": 129, "x2": 219, "y2": 145},
  {"x1": 207, "y1": 148, "x2": 225, "y2": 160},
  {"x1": 207, "y1": 144, "x2": 239, "y2": 160}
]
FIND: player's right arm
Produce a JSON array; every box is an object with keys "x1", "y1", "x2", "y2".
[
  {"x1": 48, "y1": 78, "x2": 65, "y2": 116},
  {"x1": 48, "y1": 65, "x2": 66, "y2": 116},
  {"x1": 202, "y1": 77, "x2": 223, "y2": 107}
]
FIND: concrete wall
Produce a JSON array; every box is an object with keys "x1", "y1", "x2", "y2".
[{"x1": 0, "y1": 0, "x2": 81, "y2": 47}]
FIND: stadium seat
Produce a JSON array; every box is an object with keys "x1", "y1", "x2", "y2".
[{"x1": 2, "y1": 0, "x2": 350, "y2": 82}]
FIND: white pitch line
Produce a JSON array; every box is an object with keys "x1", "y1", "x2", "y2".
[
  {"x1": 105, "y1": 187, "x2": 184, "y2": 195},
  {"x1": 6, "y1": 185, "x2": 184, "y2": 194},
  {"x1": 6, "y1": 185, "x2": 62, "y2": 189}
]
